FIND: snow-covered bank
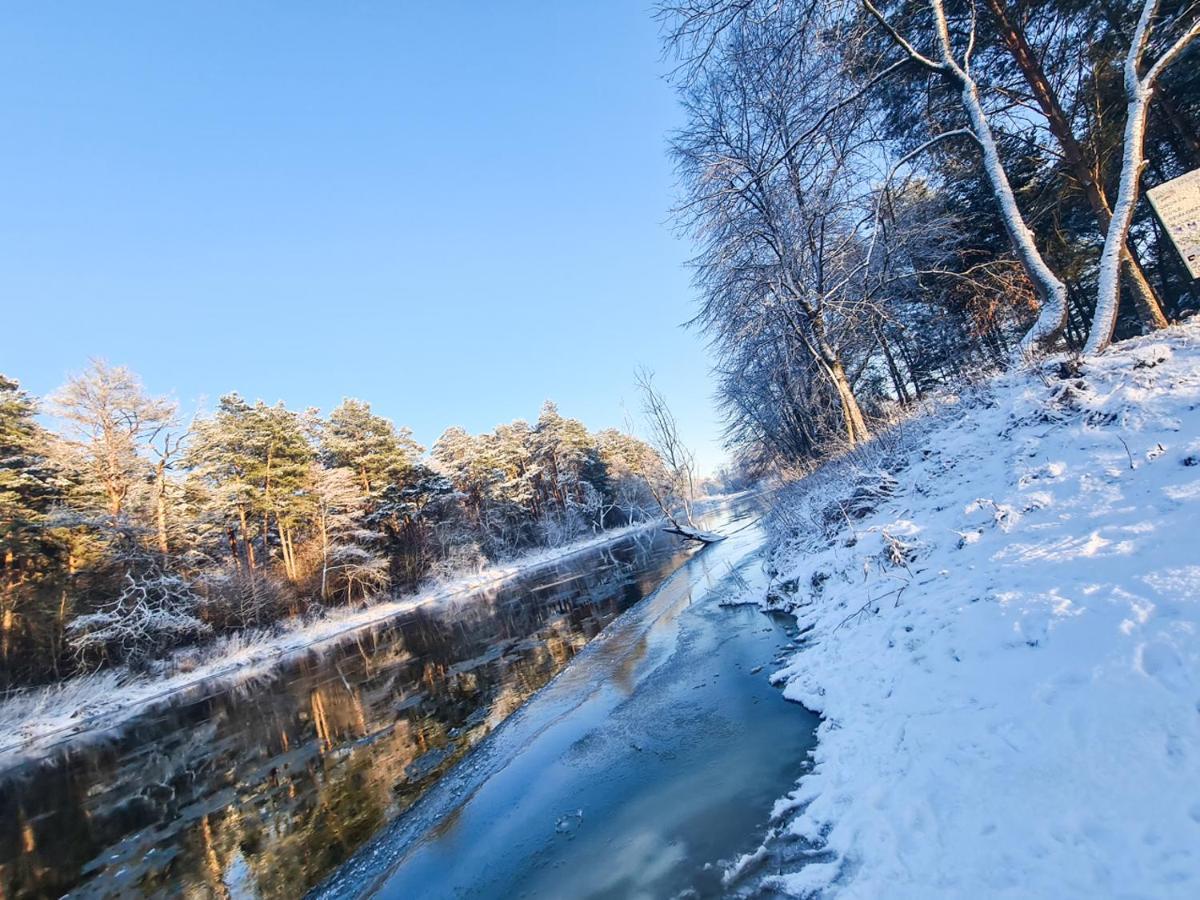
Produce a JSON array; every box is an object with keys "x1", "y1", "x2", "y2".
[
  {"x1": 738, "y1": 323, "x2": 1200, "y2": 898},
  {"x1": 0, "y1": 519, "x2": 668, "y2": 770}
]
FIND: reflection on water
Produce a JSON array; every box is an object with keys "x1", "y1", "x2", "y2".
[
  {"x1": 333, "y1": 502, "x2": 818, "y2": 900},
  {"x1": 0, "y1": 528, "x2": 699, "y2": 899}
]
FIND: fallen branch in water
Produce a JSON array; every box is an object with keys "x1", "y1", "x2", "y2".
[{"x1": 663, "y1": 523, "x2": 726, "y2": 543}]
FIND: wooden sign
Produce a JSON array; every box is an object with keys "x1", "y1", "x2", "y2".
[{"x1": 1147, "y1": 168, "x2": 1200, "y2": 281}]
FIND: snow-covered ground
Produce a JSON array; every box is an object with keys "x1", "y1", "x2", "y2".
[
  {"x1": 0, "y1": 518, "x2": 667, "y2": 770},
  {"x1": 734, "y1": 322, "x2": 1200, "y2": 898}
]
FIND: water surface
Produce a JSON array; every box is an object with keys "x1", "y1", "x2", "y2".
[
  {"x1": 319, "y1": 504, "x2": 819, "y2": 899},
  {"x1": 0, "y1": 526, "x2": 703, "y2": 898}
]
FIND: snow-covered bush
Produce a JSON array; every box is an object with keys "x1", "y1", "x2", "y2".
[
  {"x1": 195, "y1": 568, "x2": 295, "y2": 631},
  {"x1": 67, "y1": 569, "x2": 210, "y2": 666},
  {"x1": 425, "y1": 540, "x2": 488, "y2": 583}
]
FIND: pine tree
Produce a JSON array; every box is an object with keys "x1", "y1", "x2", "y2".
[
  {"x1": 0, "y1": 376, "x2": 67, "y2": 671},
  {"x1": 187, "y1": 394, "x2": 314, "y2": 580},
  {"x1": 321, "y1": 399, "x2": 422, "y2": 497},
  {"x1": 51, "y1": 359, "x2": 176, "y2": 524}
]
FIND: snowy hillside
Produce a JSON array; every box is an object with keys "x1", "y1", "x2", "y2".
[{"x1": 740, "y1": 322, "x2": 1200, "y2": 898}]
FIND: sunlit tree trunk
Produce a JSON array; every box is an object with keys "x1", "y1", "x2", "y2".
[
  {"x1": 865, "y1": 0, "x2": 1070, "y2": 352},
  {"x1": 984, "y1": 0, "x2": 1167, "y2": 333},
  {"x1": 1089, "y1": 0, "x2": 1200, "y2": 354}
]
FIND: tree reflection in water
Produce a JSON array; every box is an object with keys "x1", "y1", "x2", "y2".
[{"x1": 0, "y1": 529, "x2": 693, "y2": 898}]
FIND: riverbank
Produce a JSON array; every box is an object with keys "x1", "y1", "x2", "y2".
[
  {"x1": 0, "y1": 518, "x2": 671, "y2": 770},
  {"x1": 739, "y1": 322, "x2": 1200, "y2": 897}
]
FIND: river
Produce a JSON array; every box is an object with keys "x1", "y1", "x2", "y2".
[{"x1": 0, "y1": 498, "x2": 817, "y2": 898}]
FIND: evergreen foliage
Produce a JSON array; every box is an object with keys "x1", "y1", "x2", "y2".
[{"x1": 0, "y1": 368, "x2": 669, "y2": 688}]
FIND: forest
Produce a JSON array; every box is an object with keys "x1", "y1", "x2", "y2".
[
  {"x1": 1, "y1": 0, "x2": 1199, "y2": 895},
  {"x1": 4, "y1": 0, "x2": 1199, "y2": 700},
  {"x1": 662, "y1": 0, "x2": 1199, "y2": 471},
  {"x1": 0, "y1": 362, "x2": 687, "y2": 689}
]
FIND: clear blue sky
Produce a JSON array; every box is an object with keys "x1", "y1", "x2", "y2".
[{"x1": 0, "y1": 2, "x2": 726, "y2": 472}]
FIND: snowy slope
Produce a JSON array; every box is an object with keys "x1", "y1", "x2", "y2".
[{"x1": 739, "y1": 322, "x2": 1200, "y2": 898}]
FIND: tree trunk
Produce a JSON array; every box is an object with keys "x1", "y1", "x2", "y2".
[
  {"x1": 155, "y1": 460, "x2": 169, "y2": 555},
  {"x1": 238, "y1": 505, "x2": 256, "y2": 570},
  {"x1": 1086, "y1": 0, "x2": 1200, "y2": 352},
  {"x1": 984, "y1": 0, "x2": 1168, "y2": 332},
  {"x1": 51, "y1": 551, "x2": 76, "y2": 679},
  {"x1": 895, "y1": 334, "x2": 926, "y2": 399},
  {"x1": 320, "y1": 512, "x2": 329, "y2": 600},
  {"x1": 876, "y1": 324, "x2": 911, "y2": 403},
  {"x1": 278, "y1": 517, "x2": 297, "y2": 582},
  {"x1": 263, "y1": 447, "x2": 273, "y2": 568},
  {"x1": 1090, "y1": 79, "x2": 1152, "y2": 353},
  {"x1": 829, "y1": 357, "x2": 871, "y2": 445},
  {"x1": 2, "y1": 548, "x2": 14, "y2": 662},
  {"x1": 954, "y1": 72, "x2": 1069, "y2": 350},
  {"x1": 226, "y1": 527, "x2": 242, "y2": 571}
]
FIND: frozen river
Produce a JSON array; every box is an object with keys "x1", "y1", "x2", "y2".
[
  {"x1": 318, "y1": 498, "x2": 818, "y2": 899},
  {"x1": 0, "y1": 498, "x2": 817, "y2": 898}
]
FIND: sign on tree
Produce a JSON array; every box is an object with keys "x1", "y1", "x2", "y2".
[{"x1": 1147, "y1": 168, "x2": 1200, "y2": 281}]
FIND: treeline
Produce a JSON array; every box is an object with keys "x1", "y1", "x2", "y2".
[
  {"x1": 661, "y1": 0, "x2": 1199, "y2": 471},
  {"x1": 0, "y1": 362, "x2": 672, "y2": 688}
]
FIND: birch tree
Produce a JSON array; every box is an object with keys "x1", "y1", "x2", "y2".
[
  {"x1": 862, "y1": 0, "x2": 1070, "y2": 351},
  {"x1": 1087, "y1": 0, "x2": 1200, "y2": 353},
  {"x1": 981, "y1": 0, "x2": 1169, "y2": 332}
]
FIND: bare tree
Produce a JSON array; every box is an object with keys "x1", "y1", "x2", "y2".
[
  {"x1": 634, "y1": 368, "x2": 703, "y2": 535},
  {"x1": 669, "y1": 2, "x2": 877, "y2": 447},
  {"x1": 66, "y1": 556, "x2": 208, "y2": 667},
  {"x1": 148, "y1": 427, "x2": 190, "y2": 555}
]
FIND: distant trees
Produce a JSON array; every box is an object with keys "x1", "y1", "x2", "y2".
[
  {"x1": 432, "y1": 401, "x2": 656, "y2": 555},
  {"x1": 321, "y1": 399, "x2": 421, "y2": 496},
  {"x1": 661, "y1": 0, "x2": 1199, "y2": 472},
  {"x1": 311, "y1": 466, "x2": 389, "y2": 604},
  {"x1": 595, "y1": 429, "x2": 664, "y2": 524},
  {"x1": 186, "y1": 394, "x2": 315, "y2": 582},
  {"x1": 0, "y1": 366, "x2": 671, "y2": 688}
]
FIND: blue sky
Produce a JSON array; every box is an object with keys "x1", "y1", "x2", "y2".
[{"x1": 0, "y1": 2, "x2": 726, "y2": 472}]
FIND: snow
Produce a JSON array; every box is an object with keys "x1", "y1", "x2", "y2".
[
  {"x1": 741, "y1": 322, "x2": 1200, "y2": 898},
  {"x1": 0, "y1": 518, "x2": 667, "y2": 770}
]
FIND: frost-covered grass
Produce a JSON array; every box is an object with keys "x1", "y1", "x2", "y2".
[
  {"x1": 736, "y1": 321, "x2": 1200, "y2": 898},
  {"x1": 0, "y1": 518, "x2": 664, "y2": 769}
]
